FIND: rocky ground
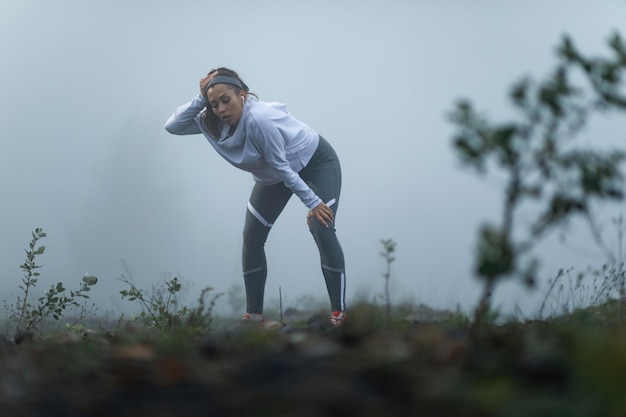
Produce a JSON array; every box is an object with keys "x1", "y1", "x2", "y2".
[{"x1": 1, "y1": 307, "x2": 625, "y2": 417}]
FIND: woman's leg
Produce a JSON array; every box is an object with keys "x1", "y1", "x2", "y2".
[
  {"x1": 299, "y1": 136, "x2": 346, "y2": 312},
  {"x1": 242, "y1": 182, "x2": 293, "y2": 314}
]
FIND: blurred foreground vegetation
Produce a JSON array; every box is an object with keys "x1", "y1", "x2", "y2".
[{"x1": 2, "y1": 299, "x2": 626, "y2": 417}]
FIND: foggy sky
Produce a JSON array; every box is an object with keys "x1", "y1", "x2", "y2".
[{"x1": 2, "y1": 0, "x2": 626, "y2": 320}]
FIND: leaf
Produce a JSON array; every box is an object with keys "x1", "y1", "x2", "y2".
[
  {"x1": 510, "y1": 77, "x2": 530, "y2": 107},
  {"x1": 82, "y1": 275, "x2": 98, "y2": 286},
  {"x1": 475, "y1": 224, "x2": 516, "y2": 280}
]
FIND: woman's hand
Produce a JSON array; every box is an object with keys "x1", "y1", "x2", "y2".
[
  {"x1": 199, "y1": 70, "x2": 218, "y2": 98},
  {"x1": 307, "y1": 202, "x2": 334, "y2": 228}
]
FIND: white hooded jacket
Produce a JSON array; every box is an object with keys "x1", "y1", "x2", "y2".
[{"x1": 165, "y1": 94, "x2": 322, "y2": 209}]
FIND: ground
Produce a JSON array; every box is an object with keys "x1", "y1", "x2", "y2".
[{"x1": 1, "y1": 305, "x2": 625, "y2": 417}]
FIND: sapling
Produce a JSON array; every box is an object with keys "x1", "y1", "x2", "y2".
[{"x1": 450, "y1": 33, "x2": 626, "y2": 330}]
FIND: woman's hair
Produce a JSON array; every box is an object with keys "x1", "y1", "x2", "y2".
[{"x1": 201, "y1": 67, "x2": 255, "y2": 138}]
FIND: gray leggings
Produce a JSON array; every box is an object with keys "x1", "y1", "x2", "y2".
[{"x1": 242, "y1": 136, "x2": 346, "y2": 314}]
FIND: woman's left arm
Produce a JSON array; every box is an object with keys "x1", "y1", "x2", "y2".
[{"x1": 255, "y1": 124, "x2": 335, "y2": 227}]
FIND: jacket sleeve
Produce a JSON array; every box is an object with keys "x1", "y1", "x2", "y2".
[
  {"x1": 248, "y1": 114, "x2": 322, "y2": 210},
  {"x1": 164, "y1": 93, "x2": 206, "y2": 135}
]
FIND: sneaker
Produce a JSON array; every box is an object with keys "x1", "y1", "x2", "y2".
[
  {"x1": 330, "y1": 311, "x2": 346, "y2": 327},
  {"x1": 241, "y1": 313, "x2": 265, "y2": 325}
]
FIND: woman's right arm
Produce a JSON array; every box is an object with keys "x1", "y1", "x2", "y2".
[{"x1": 164, "y1": 93, "x2": 207, "y2": 135}]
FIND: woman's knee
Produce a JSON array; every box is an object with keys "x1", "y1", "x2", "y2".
[
  {"x1": 243, "y1": 222, "x2": 269, "y2": 249},
  {"x1": 308, "y1": 218, "x2": 336, "y2": 240}
]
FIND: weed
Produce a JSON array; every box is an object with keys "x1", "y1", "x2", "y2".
[
  {"x1": 380, "y1": 238, "x2": 396, "y2": 320},
  {"x1": 119, "y1": 274, "x2": 223, "y2": 337}
]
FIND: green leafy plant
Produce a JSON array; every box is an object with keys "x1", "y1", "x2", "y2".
[
  {"x1": 449, "y1": 32, "x2": 626, "y2": 330},
  {"x1": 119, "y1": 274, "x2": 222, "y2": 336},
  {"x1": 3, "y1": 228, "x2": 98, "y2": 334}
]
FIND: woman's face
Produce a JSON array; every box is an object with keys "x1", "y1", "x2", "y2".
[{"x1": 207, "y1": 84, "x2": 245, "y2": 126}]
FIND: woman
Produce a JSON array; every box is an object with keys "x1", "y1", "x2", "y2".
[{"x1": 165, "y1": 68, "x2": 346, "y2": 327}]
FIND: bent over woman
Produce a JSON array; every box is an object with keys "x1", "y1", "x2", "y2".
[{"x1": 165, "y1": 68, "x2": 346, "y2": 327}]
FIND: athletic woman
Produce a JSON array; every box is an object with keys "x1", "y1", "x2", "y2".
[{"x1": 165, "y1": 68, "x2": 346, "y2": 327}]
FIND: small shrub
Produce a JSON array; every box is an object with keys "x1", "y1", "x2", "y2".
[{"x1": 3, "y1": 228, "x2": 98, "y2": 334}]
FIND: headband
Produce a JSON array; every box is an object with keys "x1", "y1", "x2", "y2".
[{"x1": 206, "y1": 75, "x2": 243, "y2": 93}]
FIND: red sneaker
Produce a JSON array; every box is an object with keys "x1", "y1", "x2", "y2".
[{"x1": 330, "y1": 311, "x2": 346, "y2": 327}]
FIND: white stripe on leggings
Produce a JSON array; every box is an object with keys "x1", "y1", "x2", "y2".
[
  {"x1": 247, "y1": 202, "x2": 273, "y2": 227},
  {"x1": 323, "y1": 264, "x2": 346, "y2": 311},
  {"x1": 339, "y1": 272, "x2": 345, "y2": 310}
]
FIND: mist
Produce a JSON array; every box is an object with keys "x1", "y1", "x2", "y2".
[{"x1": 2, "y1": 1, "x2": 626, "y2": 321}]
